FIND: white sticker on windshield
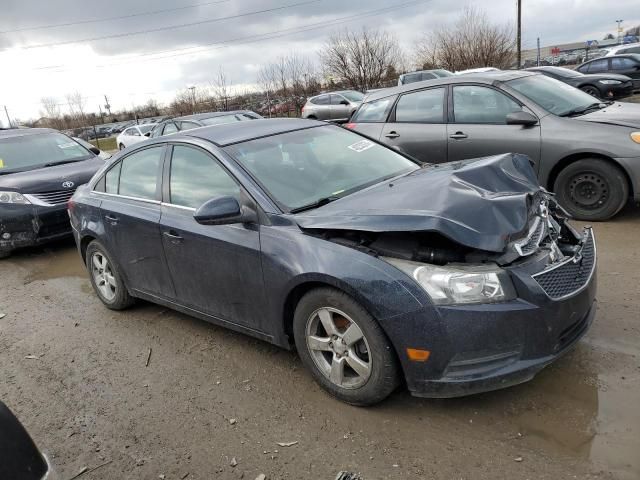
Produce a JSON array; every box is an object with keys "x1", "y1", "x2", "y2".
[
  {"x1": 58, "y1": 142, "x2": 78, "y2": 149},
  {"x1": 348, "y1": 140, "x2": 374, "y2": 153}
]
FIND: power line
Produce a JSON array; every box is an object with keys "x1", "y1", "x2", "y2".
[
  {"x1": 31, "y1": 0, "x2": 430, "y2": 73},
  {"x1": 11, "y1": 0, "x2": 326, "y2": 50},
  {"x1": 0, "y1": 0, "x2": 232, "y2": 34}
]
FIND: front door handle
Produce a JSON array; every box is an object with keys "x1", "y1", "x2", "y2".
[
  {"x1": 385, "y1": 131, "x2": 400, "y2": 139},
  {"x1": 163, "y1": 230, "x2": 183, "y2": 244},
  {"x1": 105, "y1": 214, "x2": 118, "y2": 225},
  {"x1": 449, "y1": 132, "x2": 468, "y2": 140}
]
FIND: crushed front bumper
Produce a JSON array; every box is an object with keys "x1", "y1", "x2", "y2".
[
  {"x1": 383, "y1": 228, "x2": 597, "y2": 398},
  {"x1": 0, "y1": 203, "x2": 72, "y2": 254}
]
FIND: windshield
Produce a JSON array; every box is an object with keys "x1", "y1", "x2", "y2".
[
  {"x1": 0, "y1": 132, "x2": 92, "y2": 174},
  {"x1": 225, "y1": 125, "x2": 418, "y2": 211},
  {"x1": 138, "y1": 124, "x2": 155, "y2": 133},
  {"x1": 340, "y1": 91, "x2": 365, "y2": 102},
  {"x1": 507, "y1": 75, "x2": 601, "y2": 116},
  {"x1": 200, "y1": 114, "x2": 242, "y2": 126},
  {"x1": 433, "y1": 69, "x2": 454, "y2": 77}
]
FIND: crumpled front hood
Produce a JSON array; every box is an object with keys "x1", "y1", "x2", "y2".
[
  {"x1": 578, "y1": 101, "x2": 640, "y2": 128},
  {"x1": 294, "y1": 153, "x2": 543, "y2": 253}
]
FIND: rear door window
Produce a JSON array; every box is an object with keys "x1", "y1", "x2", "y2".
[
  {"x1": 311, "y1": 95, "x2": 330, "y2": 105},
  {"x1": 395, "y1": 88, "x2": 445, "y2": 123},
  {"x1": 351, "y1": 97, "x2": 394, "y2": 123},
  {"x1": 118, "y1": 146, "x2": 164, "y2": 200},
  {"x1": 586, "y1": 59, "x2": 609, "y2": 73},
  {"x1": 105, "y1": 162, "x2": 122, "y2": 194}
]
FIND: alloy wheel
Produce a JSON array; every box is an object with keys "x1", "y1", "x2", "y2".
[
  {"x1": 305, "y1": 307, "x2": 372, "y2": 389},
  {"x1": 91, "y1": 252, "x2": 117, "y2": 301}
]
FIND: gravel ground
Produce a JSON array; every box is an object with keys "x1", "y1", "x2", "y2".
[{"x1": 0, "y1": 206, "x2": 639, "y2": 480}]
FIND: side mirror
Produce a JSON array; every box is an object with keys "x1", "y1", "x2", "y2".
[
  {"x1": 0, "y1": 401, "x2": 49, "y2": 480},
  {"x1": 144, "y1": 132, "x2": 151, "y2": 137},
  {"x1": 506, "y1": 111, "x2": 538, "y2": 126},
  {"x1": 339, "y1": 99, "x2": 350, "y2": 105},
  {"x1": 89, "y1": 146, "x2": 101, "y2": 155},
  {"x1": 194, "y1": 196, "x2": 246, "y2": 225}
]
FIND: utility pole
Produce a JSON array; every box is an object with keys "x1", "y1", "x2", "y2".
[
  {"x1": 516, "y1": 0, "x2": 522, "y2": 68},
  {"x1": 616, "y1": 19, "x2": 624, "y2": 44},
  {"x1": 3, "y1": 105, "x2": 11, "y2": 128},
  {"x1": 536, "y1": 37, "x2": 541, "y2": 66},
  {"x1": 188, "y1": 86, "x2": 196, "y2": 114},
  {"x1": 103, "y1": 95, "x2": 111, "y2": 117}
]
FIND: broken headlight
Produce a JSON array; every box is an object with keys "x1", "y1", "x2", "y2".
[
  {"x1": 383, "y1": 258, "x2": 516, "y2": 305},
  {"x1": 0, "y1": 191, "x2": 31, "y2": 204}
]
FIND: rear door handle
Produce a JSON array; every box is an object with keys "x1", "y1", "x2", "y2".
[
  {"x1": 163, "y1": 230, "x2": 183, "y2": 244},
  {"x1": 449, "y1": 132, "x2": 468, "y2": 140},
  {"x1": 385, "y1": 131, "x2": 400, "y2": 139}
]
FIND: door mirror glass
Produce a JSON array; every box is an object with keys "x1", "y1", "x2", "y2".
[
  {"x1": 505, "y1": 111, "x2": 538, "y2": 126},
  {"x1": 194, "y1": 196, "x2": 244, "y2": 225}
]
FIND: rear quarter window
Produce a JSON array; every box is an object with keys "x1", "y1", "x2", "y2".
[{"x1": 351, "y1": 97, "x2": 394, "y2": 123}]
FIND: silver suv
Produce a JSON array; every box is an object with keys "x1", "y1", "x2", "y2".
[{"x1": 301, "y1": 90, "x2": 364, "y2": 122}]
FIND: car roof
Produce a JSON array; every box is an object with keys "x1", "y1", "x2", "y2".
[
  {"x1": 363, "y1": 70, "x2": 535, "y2": 103},
  {"x1": 179, "y1": 118, "x2": 325, "y2": 147},
  {"x1": 0, "y1": 127, "x2": 57, "y2": 138},
  {"x1": 176, "y1": 110, "x2": 255, "y2": 122}
]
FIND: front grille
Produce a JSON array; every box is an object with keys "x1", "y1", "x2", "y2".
[
  {"x1": 31, "y1": 189, "x2": 76, "y2": 205},
  {"x1": 514, "y1": 217, "x2": 546, "y2": 256},
  {"x1": 533, "y1": 230, "x2": 596, "y2": 300}
]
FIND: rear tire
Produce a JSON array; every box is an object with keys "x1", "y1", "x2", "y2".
[
  {"x1": 554, "y1": 158, "x2": 628, "y2": 221},
  {"x1": 306, "y1": 115, "x2": 317, "y2": 120},
  {"x1": 85, "y1": 240, "x2": 134, "y2": 310},
  {"x1": 293, "y1": 287, "x2": 400, "y2": 406},
  {"x1": 580, "y1": 85, "x2": 601, "y2": 99}
]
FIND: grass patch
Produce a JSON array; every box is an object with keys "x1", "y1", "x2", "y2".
[{"x1": 90, "y1": 136, "x2": 117, "y2": 151}]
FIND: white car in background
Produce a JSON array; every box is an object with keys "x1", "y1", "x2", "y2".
[
  {"x1": 601, "y1": 42, "x2": 640, "y2": 57},
  {"x1": 116, "y1": 124, "x2": 155, "y2": 150}
]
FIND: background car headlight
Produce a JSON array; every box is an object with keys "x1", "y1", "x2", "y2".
[
  {"x1": 383, "y1": 257, "x2": 516, "y2": 305},
  {"x1": 0, "y1": 191, "x2": 31, "y2": 204},
  {"x1": 598, "y1": 79, "x2": 622, "y2": 85},
  {"x1": 631, "y1": 132, "x2": 640, "y2": 144}
]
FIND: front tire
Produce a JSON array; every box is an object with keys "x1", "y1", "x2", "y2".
[
  {"x1": 85, "y1": 240, "x2": 134, "y2": 310},
  {"x1": 554, "y1": 158, "x2": 628, "y2": 221},
  {"x1": 293, "y1": 287, "x2": 400, "y2": 406},
  {"x1": 580, "y1": 85, "x2": 601, "y2": 99}
]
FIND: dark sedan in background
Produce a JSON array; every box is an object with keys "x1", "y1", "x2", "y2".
[
  {"x1": 150, "y1": 110, "x2": 262, "y2": 138},
  {"x1": 0, "y1": 128, "x2": 105, "y2": 258},
  {"x1": 70, "y1": 119, "x2": 596, "y2": 405},
  {"x1": 526, "y1": 65, "x2": 633, "y2": 99},
  {"x1": 348, "y1": 71, "x2": 640, "y2": 221},
  {"x1": 576, "y1": 54, "x2": 640, "y2": 90}
]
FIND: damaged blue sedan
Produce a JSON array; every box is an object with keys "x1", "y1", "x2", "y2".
[{"x1": 69, "y1": 119, "x2": 596, "y2": 405}]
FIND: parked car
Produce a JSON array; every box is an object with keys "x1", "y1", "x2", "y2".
[
  {"x1": 150, "y1": 111, "x2": 262, "y2": 138},
  {"x1": 0, "y1": 128, "x2": 105, "y2": 258},
  {"x1": 72, "y1": 137, "x2": 112, "y2": 160},
  {"x1": 576, "y1": 54, "x2": 640, "y2": 90},
  {"x1": 525, "y1": 66, "x2": 633, "y2": 99},
  {"x1": 397, "y1": 69, "x2": 453, "y2": 86},
  {"x1": 70, "y1": 118, "x2": 596, "y2": 405},
  {"x1": 601, "y1": 42, "x2": 640, "y2": 57},
  {"x1": 115, "y1": 124, "x2": 156, "y2": 150},
  {"x1": 301, "y1": 90, "x2": 364, "y2": 122},
  {"x1": 348, "y1": 71, "x2": 640, "y2": 221},
  {"x1": 456, "y1": 67, "x2": 500, "y2": 75}
]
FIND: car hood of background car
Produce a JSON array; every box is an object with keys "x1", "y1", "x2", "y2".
[
  {"x1": 294, "y1": 153, "x2": 542, "y2": 253},
  {"x1": 0, "y1": 157, "x2": 104, "y2": 193},
  {"x1": 578, "y1": 101, "x2": 640, "y2": 128}
]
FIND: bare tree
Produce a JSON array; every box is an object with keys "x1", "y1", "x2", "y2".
[
  {"x1": 65, "y1": 91, "x2": 87, "y2": 122},
  {"x1": 319, "y1": 28, "x2": 402, "y2": 91},
  {"x1": 211, "y1": 67, "x2": 231, "y2": 111},
  {"x1": 39, "y1": 97, "x2": 64, "y2": 129},
  {"x1": 414, "y1": 7, "x2": 515, "y2": 71}
]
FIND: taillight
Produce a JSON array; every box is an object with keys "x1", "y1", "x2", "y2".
[{"x1": 345, "y1": 123, "x2": 357, "y2": 129}]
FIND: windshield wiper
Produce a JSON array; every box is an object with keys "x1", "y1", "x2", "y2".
[
  {"x1": 289, "y1": 195, "x2": 342, "y2": 213},
  {"x1": 560, "y1": 102, "x2": 606, "y2": 117},
  {"x1": 43, "y1": 159, "x2": 83, "y2": 167}
]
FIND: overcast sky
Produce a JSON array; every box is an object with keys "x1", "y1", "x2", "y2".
[{"x1": 1, "y1": 0, "x2": 638, "y2": 120}]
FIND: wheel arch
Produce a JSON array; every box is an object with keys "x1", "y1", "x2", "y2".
[
  {"x1": 281, "y1": 275, "x2": 378, "y2": 347},
  {"x1": 546, "y1": 152, "x2": 634, "y2": 198},
  {"x1": 79, "y1": 234, "x2": 97, "y2": 265}
]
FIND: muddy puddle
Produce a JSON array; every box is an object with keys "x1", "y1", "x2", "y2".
[{"x1": 21, "y1": 244, "x2": 87, "y2": 283}]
